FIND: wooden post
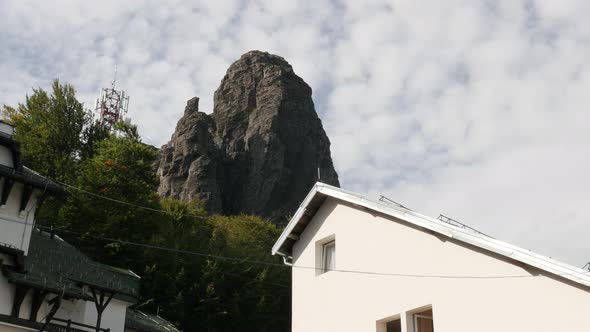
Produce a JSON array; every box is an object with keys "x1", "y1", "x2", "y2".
[
  {"x1": 29, "y1": 289, "x2": 47, "y2": 321},
  {"x1": 11, "y1": 285, "x2": 29, "y2": 317},
  {"x1": 91, "y1": 288, "x2": 114, "y2": 332}
]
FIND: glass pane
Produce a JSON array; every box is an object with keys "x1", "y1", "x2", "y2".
[
  {"x1": 415, "y1": 317, "x2": 433, "y2": 332},
  {"x1": 386, "y1": 319, "x2": 402, "y2": 332},
  {"x1": 323, "y1": 241, "x2": 335, "y2": 272}
]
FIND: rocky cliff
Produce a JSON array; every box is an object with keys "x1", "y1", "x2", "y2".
[{"x1": 155, "y1": 51, "x2": 339, "y2": 223}]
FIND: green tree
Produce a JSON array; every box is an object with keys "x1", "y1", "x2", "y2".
[
  {"x1": 197, "y1": 215, "x2": 290, "y2": 332},
  {"x1": 139, "y1": 198, "x2": 212, "y2": 329},
  {"x1": 2, "y1": 80, "x2": 91, "y2": 181},
  {"x1": 140, "y1": 212, "x2": 290, "y2": 332},
  {"x1": 59, "y1": 122, "x2": 161, "y2": 270},
  {"x1": 2, "y1": 80, "x2": 110, "y2": 226},
  {"x1": 5, "y1": 80, "x2": 292, "y2": 332}
]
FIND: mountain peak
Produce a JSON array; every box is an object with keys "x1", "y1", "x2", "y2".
[{"x1": 156, "y1": 51, "x2": 339, "y2": 222}]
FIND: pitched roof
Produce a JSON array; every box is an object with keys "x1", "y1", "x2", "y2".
[
  {"x1": 0, "y1": 165, "x2": 68, "y2": 195},
  {"x1": 125, "y1": 308, "x2": 181, "y2": 332},
  {"x1": 2, "y1": 229, "x2": 140, "y2": 300},
  {"x1": 0, "y1": 130, "x2": 67, "y2": 196},
  {"x1": 272, "y1": 182, "x2": 590, "y2": 288}
]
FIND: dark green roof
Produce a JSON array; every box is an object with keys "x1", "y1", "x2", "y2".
[
  {"x1": 2, "y1": 230, "x2": 140, "y2": 300},
  {"x1": 125, "y1": 308, "x2": 181, "y2": 332}
]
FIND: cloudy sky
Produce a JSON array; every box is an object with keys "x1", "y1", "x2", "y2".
[{"x1": 1, "y1": 0, "x2": 589, "y2": 267}]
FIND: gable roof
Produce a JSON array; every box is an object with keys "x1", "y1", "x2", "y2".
[
  {"x1": 2, "y1": 229, "x2": 140, "y2": 300},
  {"x1": 272, "y1": 182, "x2": 590, "y2": 288}
]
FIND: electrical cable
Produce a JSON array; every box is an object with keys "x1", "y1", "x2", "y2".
[
  {"x1": 0, "y1": 214, "x2": 587, "y2": 281},
  {"x1": 54, "y1": 179, "x2": 289, "y2": 227},
  {"x1": 31, "y1": 222, "x2": 588, "y2": 281}
]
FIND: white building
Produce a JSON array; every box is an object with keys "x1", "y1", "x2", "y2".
[
  {"x1": 273, "y1": 183, "x2": 590, "y2": 332},
  {"x1": 0, "y1": 121, "x2": 179, "y2": 332}
]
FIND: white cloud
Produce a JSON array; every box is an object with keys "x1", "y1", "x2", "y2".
[{"x1": 1, "y1": 0, "x2": 589, "y2": 266}]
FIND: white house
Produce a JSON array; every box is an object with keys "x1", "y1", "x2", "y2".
[
  {"x1": 273, "y1": 182, "x2": 590, "y2": 332},
  {"x1": 0, "y1": 121, "x2": 179, "y2": 332}
]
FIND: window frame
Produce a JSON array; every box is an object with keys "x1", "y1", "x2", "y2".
[
  {"x1": 321, "y1": 240, "x2": 336, "y2": 273},
  {"x1": 376, "y1": 313, "x2": 402, "y2": 332},
  {"x1": 315, "y1": 235, "x2": 336, "y2": 276},
  {"x1": 409, "y1": 306, "x2": 434, "y2": 332}
]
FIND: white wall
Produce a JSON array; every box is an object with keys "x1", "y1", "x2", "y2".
[
  {"x1": 0, "y1": 273, "x2": 50, "y2": 324},
  {"x1": 0, "y1": 181, "x2": 39, "y2": 255},
  {"x1": 0, "y1": 273, "x2": 16, "y2": 317},
  {"x1": 54, "y1": 298, "x2": 87, "y2": 325},
  {"x1": 0, "y1": 270, "x2": 131, "y2": 332},
  {"x1": 0, "y1": 123, "x2": 15, "y2": 137},
  {"x1": 0, "y1": 146, "x2": 14, "y2": 168},
  {"x1": 291, "y1": 198, "x2": 590, "y2": 332},
  {"x1": 84, "y1": 298, "x2": 130, "y2": 332}
]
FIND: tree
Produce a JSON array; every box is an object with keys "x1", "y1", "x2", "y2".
[
  {"x1": 140, "y1": 212, "x2": 290, "y2": 332},
  {"x1": 2, "y1": 80, "x2": 91, "y2": 181},
  {"x1": 59, "y1": 121, "x2": 161, "y2": 270},
  {"x1": 197, "y1": 215, "x2": 290, "y2": 332},
  {"x1": 5, "y1": 80, "x2": 292, "y2": 331},
  {"x1": 139, "y1": 198, "x2": 212, "y2": 329},
  {"x1": 2, "y1": 80, "x2": 110, "y2": 226}
]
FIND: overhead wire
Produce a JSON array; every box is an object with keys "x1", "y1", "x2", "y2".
[
  {"x1": 54, "y1": 179, "x2": 289, "y2": 227},
  {"x1": 11, "y1": 220, "x2": 581, "y2": 281},
  {"x1": 0, "y1": 217, "x2": 290, "y2": 289},
  {"x1": 0, "y1": 179, "x2": 586, "y2": 281},
  {"x1": 0, "y1": 209, "x2": 588, "y2": 281}
]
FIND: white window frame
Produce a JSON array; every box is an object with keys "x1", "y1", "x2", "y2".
[
  {"x1": 321, "y1": 240, "x2": 336, "y2": 273},
  {"x1": 376, "y1": 314, "x2": 402, "y2": 332},
  {"x1": 413, "y1": 314, "x2": 433, "y2": 332},
  {"x1": 409, "y1": 306, "x2": 434, "y2": 332}
]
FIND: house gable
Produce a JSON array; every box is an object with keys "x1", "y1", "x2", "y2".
[
  {"x1": 273, "y1": 182, "x2": 590, "y2": 289},
  {"x1": 286, "y1": 195, "x2": 590, "y2": 332}
]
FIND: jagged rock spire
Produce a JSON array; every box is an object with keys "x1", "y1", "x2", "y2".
[{"x1": 155, "y1": 51, "x2": 339, "y2": 222}]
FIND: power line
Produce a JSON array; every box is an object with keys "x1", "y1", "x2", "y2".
[
  {"x1": 55, "y1": 180, "x2": 289, "y2": 227},
  {"x1": 36, "y1": 223, "x2": 584, "y2": 281},
  {"x1": 56, "y1": 180, "x2": 209, "y2": 220},
  {"x1": 0, "y1": 214, "x2": 586, "y2": 281},
  {"x1": 40, "y1": 226, "x2": 291, "y2": 289},
  {"x1": 0, "y1": 217, "x2": 290, "y2": 290}
]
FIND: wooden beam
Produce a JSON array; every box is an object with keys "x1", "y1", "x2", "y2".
[
  {"x1": 1, "y1": 178, "x2": 14, "y2": 206},
  {"x1": 20, "y1": 185, "x2": 33, "y2": 212},
  {"x1": 29, "y1": 290, "x2": 47, "y2": 321},
  {"x1": 11, "y1": 285, "x2": 29, "y2": 317},
  {"x1": 90, "y1": 288, "x2": 115, "y2": 332},
  {"x1": 39, "y1": 294, "x2": 62, "y2": 332}
]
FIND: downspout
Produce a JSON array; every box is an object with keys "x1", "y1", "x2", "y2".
[{"x1": 281, "y1": 254, "x2": 293, "y2": 266}]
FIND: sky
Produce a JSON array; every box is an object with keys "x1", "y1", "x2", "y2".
[{"x1": 1, "y1": 0, "x2": 589, "y2": 267}]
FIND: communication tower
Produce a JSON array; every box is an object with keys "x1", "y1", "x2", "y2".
[{"x1": 94, "y1": 74, "x2": 130, "y2": 128}]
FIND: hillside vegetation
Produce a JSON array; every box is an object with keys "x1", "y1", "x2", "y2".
[{"x1": 2, "y1": 80, "x2": 291, "y2": 331}]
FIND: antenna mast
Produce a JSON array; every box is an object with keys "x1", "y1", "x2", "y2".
[{"x1": 94, "y1": 68, "x2": 130, "y2": 129}]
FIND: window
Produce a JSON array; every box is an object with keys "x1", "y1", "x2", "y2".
[
  {"x1": 386, "y1": 318, "x2": 401, "y2": 332},
  {"x1": 321, "y1": 240, "x2": 335, "y2": 273},
  {"x1": 413, "y1": 308, "x2": 434, "y2": 332},
  {"x1": 377, "y1": 315, "x2": 401, "y2": 332}
]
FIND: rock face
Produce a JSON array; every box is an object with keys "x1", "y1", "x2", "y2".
[{"x1": 156, "y1": 51, "x2": 339, "y2": 223}]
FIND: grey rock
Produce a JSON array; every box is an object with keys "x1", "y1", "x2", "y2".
[{"x1": 155, "y1": 51, "x2": 339, "y2": 223}]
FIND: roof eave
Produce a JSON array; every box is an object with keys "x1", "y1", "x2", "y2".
[
  {"x1": 272, "y1": 183, "x2": 321, "y2": 256},
  {"x1": 272, "y1": 182, "x2": 590, "y2": 289}
]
